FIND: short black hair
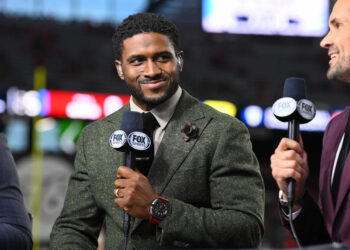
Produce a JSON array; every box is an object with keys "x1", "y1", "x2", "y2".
[{"x1": 112, "y1": 13, "x2": 180, "y2": 60}]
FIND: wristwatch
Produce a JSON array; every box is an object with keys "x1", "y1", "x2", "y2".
[
  {"x1": 278, "y1": 190, "x2": 304, "y2": 208},
  {"x1": 150, "y1": 196, "x2": 170, "y2": 224},
  {"x1": 278, "y1": 190, "x2": 289, "y2": 207}
]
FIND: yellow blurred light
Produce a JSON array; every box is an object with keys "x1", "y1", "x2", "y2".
[{"x1": 204, "y1": 100, "x2": 237, "y2": 117}]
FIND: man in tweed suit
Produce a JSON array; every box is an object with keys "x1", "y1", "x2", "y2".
[{"x1": 50, "y1": 13, "x2": 264, "y2": 249}]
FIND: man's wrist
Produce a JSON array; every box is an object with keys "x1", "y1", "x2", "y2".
[
  {"x1": 279, "y1": 190, "x2": 304, "y2": 211},
  {"x1": 149, "y1": 196, "x2": 170, "y2": 224}
]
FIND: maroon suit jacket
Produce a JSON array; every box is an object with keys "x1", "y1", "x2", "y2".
[{"x1": 281, "y1": 106, "x2": 350, "y2": 247}]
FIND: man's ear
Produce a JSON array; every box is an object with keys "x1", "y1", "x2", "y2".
[
  {"x1": 177, "y1": 51, "x2": 184, "y2": 72},
  {"x1": 114, "y1": 60, "x2": 124, "y2": 80}
]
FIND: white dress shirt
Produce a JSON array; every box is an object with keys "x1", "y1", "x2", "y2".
[{"x1": 130, "y1": 86, "x2": 182, "y2": 155}]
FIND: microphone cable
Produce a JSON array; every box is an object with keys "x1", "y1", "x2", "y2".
[
  {"x1": 287, "y1": 179, "x2": 302, "y2": 248},
  {"x1": 287, "y1": 119, "x2": 302, "y2": 248},
  {"x1": 110, "y1": 111, "x2": 153, "y2": 250},
  {"x1": 123, "y1": 211, "x2": 131, "y2": 250},
  {"x1": 123, "y1": 147, "x2": 134, "y2": 250},
  {"x1": 272, "y1": 77, "x2": 316, "y2": 249}
]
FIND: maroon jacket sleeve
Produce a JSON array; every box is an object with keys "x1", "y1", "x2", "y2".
[{"x1": 279, "y1": 191, "x2": 331, "y2": 246}]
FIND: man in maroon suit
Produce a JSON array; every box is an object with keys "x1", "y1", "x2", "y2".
[{"x1": 270, "y1": 0, "x2": 350, "y2": 247}]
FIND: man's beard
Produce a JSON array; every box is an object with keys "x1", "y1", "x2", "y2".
[
  {"x1": 126, "y1": 72, "x2": 180, "y2": 108},
  {"x1": 327, "y1": 55, "x2": 350, "y2": 83}
]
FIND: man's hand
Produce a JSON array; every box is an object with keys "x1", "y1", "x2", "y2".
[
  {"x1": 270, "y1": 137, "x2": 309, "y2": 206},
  {"x1": 114, "y1": 166, "x2": 158, "y2": 219}
]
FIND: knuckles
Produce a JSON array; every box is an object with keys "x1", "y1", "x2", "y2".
[
  {"x1": 270, "y1": 154, "x2": 276, "y2": 162},
  {"x1": 280, "y1": 138, "x2": 290, "y2": 146},
  {"x1": 290, "y1": 160, "x2": 298, "y2": 169},
  {"x1": 286, "y1": 149, "x2": 297, "y2": 159}
]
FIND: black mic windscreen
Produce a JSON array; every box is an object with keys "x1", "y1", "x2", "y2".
[
  {"x1": 283, "y1": 77, "x2": 306, "y2": 100},
  {"x1": 120, "y1": 111, "x2": 143, "y2": 134}
]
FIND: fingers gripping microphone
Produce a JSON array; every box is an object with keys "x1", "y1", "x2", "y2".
[
  {"x1": 109, "y1": 111, "x2": 151, "y2": 250},
  {"x1": 272, "y1": 77, "x2": 316, "y2": 248},
  {"x1": 272, "y1": 77, "x2": 316, "y2": 206}
]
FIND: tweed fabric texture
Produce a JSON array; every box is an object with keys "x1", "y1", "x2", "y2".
[{"x1": 50, "y1": 90, "x2": 265, "y2": 249}]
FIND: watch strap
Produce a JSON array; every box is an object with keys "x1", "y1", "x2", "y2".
[
  {"x1": 149, "y1": 216, "x2": 161, "y2": 224},
  {"x1": 149, "y1": 196, "x2": 169, "y2": 224},
  {"x1": 278, "y1": 190, "x2": 289, "y2": 207},
  {"x1": 279, "y1": 190, "x2": 304, "y2": 208}
]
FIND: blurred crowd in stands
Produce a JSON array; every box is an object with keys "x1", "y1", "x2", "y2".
[{"x1": 0, "y1": 9, "x2": 348, "y2": 248}]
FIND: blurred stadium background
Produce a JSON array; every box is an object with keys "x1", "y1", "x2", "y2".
[{"x1": 1, "y1": 0, "x2": 349, "y2": 249}]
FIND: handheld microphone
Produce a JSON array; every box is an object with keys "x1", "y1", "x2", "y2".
[
  {"x1": 109, "y1": 111, "x2": 151, "y2": 250},
  {"x1": 272, "y1": 77, "x2": 316, "y2": 248},
  {"x1": 109, "y1": 111, "x2": 152, "y2": 168},
  {"x1": 272, "y1": 77, "x2": 316, "y2": 205}
]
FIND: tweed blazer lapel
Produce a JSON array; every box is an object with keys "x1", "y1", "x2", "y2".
[
  {"x1": 104, "y1": 103, "x2": 131, "y2": 173},
  {"x1": 131, "y1": 90, "x2": 212, "y2": 233},
  {"x1": 105, "y1": 103, "x2": 131, "y2": 125},
  {"x1": 148, "y1": 91, "x2": 209, "y2": 194}
]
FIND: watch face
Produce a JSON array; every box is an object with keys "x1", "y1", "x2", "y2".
[{"x1": 151, "y1": 198, "x2": 170, "y2": 220}]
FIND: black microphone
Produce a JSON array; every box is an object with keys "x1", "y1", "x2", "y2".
[
  {"x1": 272, "y1": 77, "x2": 316, "y2": 248},
  {"x1": 109, "y1": 111, "x2": 151, "y2": 250},
  {"x1": 272, "y1": 77, "x2": 316, "y2": 206},
  {"x1": 109, "y1": 111, "x2": 152, "y2": 168}
]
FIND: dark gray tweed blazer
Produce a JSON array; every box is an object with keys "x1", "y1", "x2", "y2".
[{"x1": 50, "y1": 90, "x2": 265, "y2": 249}]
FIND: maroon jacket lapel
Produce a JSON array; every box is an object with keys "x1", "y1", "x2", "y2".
[
  {"x1": 335, "y1": 107, "x2": 350, "y2": 215},
  {"x1": 319, "y1": 107, "x2": 350, "y2": 232}
]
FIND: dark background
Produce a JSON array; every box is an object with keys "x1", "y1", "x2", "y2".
[{"x1": 0, "y1": 0, "x2": 349, "y2": 248}]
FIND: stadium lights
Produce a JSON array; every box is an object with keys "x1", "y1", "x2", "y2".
[{"x1": 0, "y1": 87, "x2": 342, "y2": 132}]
